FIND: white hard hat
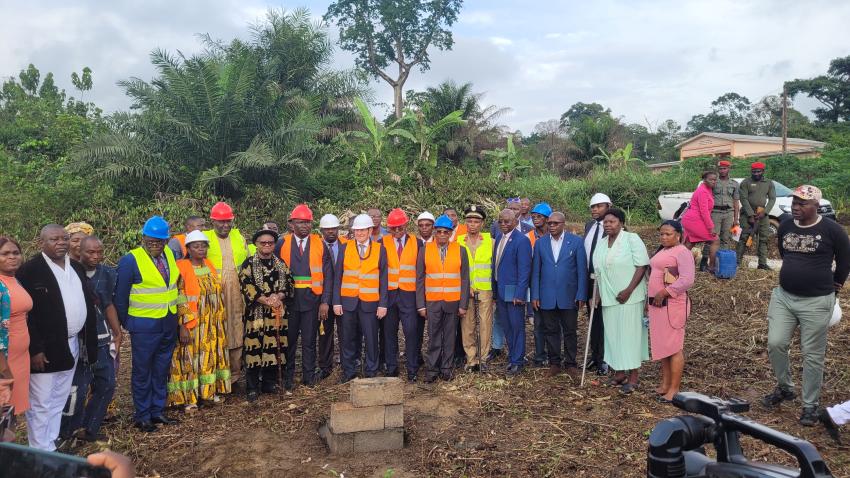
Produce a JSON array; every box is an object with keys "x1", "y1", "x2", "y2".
[
  {"x1": 351, "y1": 214, "x2": 374, "y2": 230},
  {"x1": 416, "y1": 211, "x2": 435, "y2": 223},
  {"x1": 185, "y1": 230, "x2": 209, "y2": 245},
  {"x1": 319, "y1": 214, "x2": 340, "y2": 229},
  {"x1": 589, "y1": 193, "x2": 612, "y2": 207}
]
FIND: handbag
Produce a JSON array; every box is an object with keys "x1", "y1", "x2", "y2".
[{"x1": 663, "y1": 267, "x2": 678, "y2": 285}]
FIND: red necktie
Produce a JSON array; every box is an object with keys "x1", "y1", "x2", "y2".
[
  {"x1": 397, "y1": 238, "x2": 403, "y2": 259},
  {"x1": 298, "y1": 238, "x2": 304, "y2": 255}
]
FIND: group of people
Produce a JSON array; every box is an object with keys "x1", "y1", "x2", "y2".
[{"x1": 1, "y1": 159, "x2": 849, "y2": 453}]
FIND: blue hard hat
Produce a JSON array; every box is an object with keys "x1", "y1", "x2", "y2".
[
  {"x1": 141, "y1": 215, "x2": 170, "y2": 240},
  {"x1": 531, "y1": 202, "x2": 552, "y2": 217},
  {"x1": 434, "y1": 214, "x2": 454, "y2": 230}
]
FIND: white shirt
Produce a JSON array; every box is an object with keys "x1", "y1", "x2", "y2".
[
  {"x1": 550, "y1": 233, "x2": 564, "y2": 262},
  {"x1": 43, "y1": 253, "x2": 87, "y2": 338},
  {"x1": 296, "y1": 236, "x2": 307, "y2": 253},
  {"x1": 584, "y1": 220, "x2": 603, "y2": 265},
  {"x1": 495, "y1": 234, "x2": 510, "y2": 281}
]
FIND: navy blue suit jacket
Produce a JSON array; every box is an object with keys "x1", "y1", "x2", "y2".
[
  {"x1": 530, "y1": 233, "x2": 589, "y2": 310},
  {"x1": 491, "y1": 229, "x2": 532, "y2": 302}
]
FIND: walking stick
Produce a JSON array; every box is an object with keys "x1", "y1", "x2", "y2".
[
  {"x1": 272, "y1": 304, "x2": 284, "y2": 394},
  {"x1": 580, "y1": 281, "x2": 599, "y2": 388}
]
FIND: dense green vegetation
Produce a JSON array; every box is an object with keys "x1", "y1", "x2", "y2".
[{"x1": 2, "y1": 6, "x2": 849, "y2": 258}]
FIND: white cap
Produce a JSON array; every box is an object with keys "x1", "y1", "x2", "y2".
[
  {"x1": 319, "y1": 214, "x2": 340, "y2": 229},
  {"x1": 351, "y1": 214, "x2": 374, "y2": 230},
  {"x1": 589, "y1": 193, "x2": 612, "y2": 207},
  {"x1": 185, "y1": 230, "x2": 209, "y2": 245},
  {"x1": 416, "y1": 211, "x2": 435, "y2": 223}
]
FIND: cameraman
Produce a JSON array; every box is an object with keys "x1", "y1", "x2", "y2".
[{"x1": 762, "y1": 185, "x2": 850, "y2": 426}]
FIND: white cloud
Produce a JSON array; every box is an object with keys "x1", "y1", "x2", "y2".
[{"x1": 489, "y1": 36, "x2": 513, "y2": 46}]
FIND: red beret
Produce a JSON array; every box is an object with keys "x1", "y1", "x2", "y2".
[
  {"x1": 751, "y1": 162, "x2": 766, "y2": 170},
  {"x1": 718, "y1": 160, "x2": 731, "y2": 167}
]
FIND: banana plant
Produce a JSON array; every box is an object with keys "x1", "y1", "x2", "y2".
[
  {"x1": 594, "y1": 142, "x2": 645, "y2": 171},
  {"x1": 482, "y1": 135, "x2": 530, "y2": 181},
  {"x1": 344, "y1": 98, "x2": 415, "y2": 170},
  {"x1": 401, "y1": 104, "x2": 466, "y2": 167}
]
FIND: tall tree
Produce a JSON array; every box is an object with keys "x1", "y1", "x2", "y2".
[
  {"x1": 324, "y1": 0, "x2": 463, "y2": 119},
  {"x1": 559, "y1": 102, "x2": 611, "y2": 131},
  {"x1": 687, "y1": 92, "x2": 753, "y2": 135},
  {"x1": 786, "y1": 55, "x2": 850, "y2": 123}
]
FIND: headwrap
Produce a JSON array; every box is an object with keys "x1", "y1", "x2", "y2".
[{"x1": 65, "y1": 222, "x2": 94, "y2": 236}]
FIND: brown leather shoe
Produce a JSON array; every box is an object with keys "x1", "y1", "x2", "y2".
[
  {"x1": 564, "y1": 367, "x2": 580, "y2": 380},
  {"x1": 546, "y1": 364, "x2": 561, "y2": 377}
]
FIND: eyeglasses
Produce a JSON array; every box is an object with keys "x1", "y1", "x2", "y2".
[
  {"x1": 434, "y1": 230, "x2": 451, "y2": 235},
  {"x1": 143, "y1": 239, "x2": 166, "y2": 246},
  {"x1": 546, "y1": 221, "x2": 564, "y2": 226},
  {"x1": 257, "y1": 240, "x2": 275, "y2": 246}
]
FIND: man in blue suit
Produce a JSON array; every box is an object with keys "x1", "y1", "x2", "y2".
[
  {"x1": 492, "y1": 209, "x2": 532, "y2": 376},
  {"x1": 531, "y1": 212, "x2": 588, "y2": 379}
]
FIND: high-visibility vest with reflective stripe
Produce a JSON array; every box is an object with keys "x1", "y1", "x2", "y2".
[
  {"x1": 174, "y1": 233, "x2": 187, "y2": 257},
  {"x1": 128, "y1": 247, "x2": 179, "y2": 318},
  {"x1": 175, "y1": 258, "x2": 217, "y2": 329},
  {"x1": 279, "y1": 234, "x2": 325, "y2": 295},
  {"x1": 203, "y1": 229, "x2": 249, "y2": 273},
  {"x1": 341, "y1": 241, "x2": 381, "y2": 302},
  {"x1": 382, "y1": 234, "x2": 418, "y2": 292},
  {"x1": 424, "y1": 242, "x2": 462, "y2": 302},
  {"x1": 457, "y1": 233, "x2": 493, "y2": 291},
  {"x1": 527, "y1": 230, "x2": 543, "y2": 249},
  {"x1": 450, "y1": 223, "x2": 467, "y2": 243}
]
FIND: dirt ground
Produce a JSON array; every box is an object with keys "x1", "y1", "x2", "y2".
[{"x1": 33, "y1": 226, "x2": 850, "y2": 477}]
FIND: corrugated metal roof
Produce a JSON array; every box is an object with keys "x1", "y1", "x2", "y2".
[{"x1": 675, "y1": 132, "x2": 826, "y2": 149}]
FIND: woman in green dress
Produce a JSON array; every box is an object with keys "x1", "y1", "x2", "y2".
[{"x1": 591, "y1": 208, "x2": 649, "y2": 394}]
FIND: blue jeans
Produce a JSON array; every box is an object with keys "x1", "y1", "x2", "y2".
[{"x1": 60, "y1": 344, "x2": 116, "y2": 437}]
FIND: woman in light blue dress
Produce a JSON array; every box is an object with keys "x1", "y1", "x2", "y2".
[{"x1": 591, "y1": 208, "x2": 649, "y2": 394}]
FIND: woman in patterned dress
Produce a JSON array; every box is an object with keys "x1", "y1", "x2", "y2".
[
  {"x1": 167, "y1": 231, "x2": 231, "y2": 411},
  {"x1": 239, "y1": 229, "x2": 292, "y2": 402}
]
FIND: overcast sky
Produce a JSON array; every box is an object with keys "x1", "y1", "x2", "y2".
[{"x1": 2, "y1": 0, "x2": 848, "y2": 134}]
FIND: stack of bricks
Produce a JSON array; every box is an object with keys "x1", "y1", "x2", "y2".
[{"x1": 319, "y1": 377, "x2": 405, "y2": 454}]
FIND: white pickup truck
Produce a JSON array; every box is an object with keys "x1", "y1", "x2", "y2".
[{"x1": 657, "y1": 178, "x2": 837, "y2": 235}]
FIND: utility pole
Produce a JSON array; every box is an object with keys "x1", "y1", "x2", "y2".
[{"x1": 781, "y1": 84, "x2": 788, "y2": 155}]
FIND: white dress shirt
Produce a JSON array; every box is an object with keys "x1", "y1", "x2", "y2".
[
  {"x1": 584, "y1": 221, "x2": 603, "y2": 264},
  {"x1": 550, "y1": 233, "x2": 564, "y2": 262},
  {"x1": 43, "y1": 253, "x2": 87, "y2": 337}
]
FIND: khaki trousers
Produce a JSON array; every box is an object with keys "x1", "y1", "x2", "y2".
[{"x1": 461, "y1": 289, "x2": 494, "y2": 366}]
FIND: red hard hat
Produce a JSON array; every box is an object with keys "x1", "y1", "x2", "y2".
[
  {"x1": 386, "y1": 208, "x2": 408, "y2": 228},
  {"x1": 290, "y1": 204, "x2": 313, "y2": 221},
  {"x1": 210, "y1": 202, "x2": 234, "y2": 220}
]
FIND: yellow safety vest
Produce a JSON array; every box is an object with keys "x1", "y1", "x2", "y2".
[
  {"x1": 457, "y1": 233, "x2": 493, "y2": 291},
  {"x1": 203, "y1": 229, "x2": 249, "y2": 273},
  {"x1": 128, "y1": 247, "x2": 179, "y2": 318}
]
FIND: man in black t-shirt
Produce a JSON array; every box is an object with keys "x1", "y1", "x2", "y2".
[{"x1": 762, "y1": 185, "x2": 850, "y2": 427}]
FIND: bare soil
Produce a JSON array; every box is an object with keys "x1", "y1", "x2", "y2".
[{"x1": 53, "y1": 226, "x2": 850, "y2": 477}]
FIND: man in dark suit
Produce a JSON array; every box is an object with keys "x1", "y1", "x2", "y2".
[
  {"x1": 318, "y1": 214, "x2": 343, "y2": 380},
  {"x1": 416, "y1": 215, "x2": 470, "y2": 383},
  {"x1": 584, "y1": 193, "x2": 612, "y2": 375},
  {"x1": 17, "y1": 224, "x2": 98, "y2": 451},
  {"x1": 332, "y1": 214, "x2": 389, "y2": 383},
  {"x1": 492, "y1": 209, "x2": 532, "y2": 376},
  {"x1": 531, "y1": 212, "x2": 588, "y2": 378}
]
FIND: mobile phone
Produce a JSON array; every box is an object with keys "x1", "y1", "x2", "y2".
[{"x1": 0, "y1": 442, "x2": 111, "y2": 478}]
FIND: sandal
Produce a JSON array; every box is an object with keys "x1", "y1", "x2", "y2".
[
  {"x1": 620, "y1": 382, "x2": 639, "y2": 394},
  {"x1": 655, "y1": 395, "x2": 673, "y2": 404},
  {"x1": 606, "y1": 375, "x2": 627, "y2": 387}
]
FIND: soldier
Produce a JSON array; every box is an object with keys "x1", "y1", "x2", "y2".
[{"x1": 736, "y1": 162, "x2": 776, "y2": 270}]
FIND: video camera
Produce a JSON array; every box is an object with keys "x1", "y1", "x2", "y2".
[{"x1": 647, "y1": 392, "x2": 833, "y2": 478}]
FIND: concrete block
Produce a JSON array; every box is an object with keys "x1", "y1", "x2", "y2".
[
  {"x1": 352, "y1": 427, "x2": 404, "y2": 453},
  {"x1": 350, "y1": 377, "x2": 404, "y2": 407},
  {"x1": 329, "y1": 402, "x2": 385, "y2": 433},
  {"x1": 319, "y1": 423, "x2": 354, "y2": 454},
  {"x1": 384, "y1": 404, "x2": 404, "y2": 428}
]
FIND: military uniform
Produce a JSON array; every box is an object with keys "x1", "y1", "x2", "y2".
[
  {"x1": 736, "y1": 177, "x2": 776, "y2": 267},
  {"x1": 708, "y1": 177, "x2": 739, "y2": 248}
]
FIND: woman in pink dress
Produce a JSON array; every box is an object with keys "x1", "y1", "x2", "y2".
[
  {"x1": 647, "y1": 221, "x2": 695, "y2": 402},
  {"x1": 0, "y1": 237, "x2": 33, "y2": 415},
  {"x1": 680, "y1": 171, "x2": 719, "y2": 270}
]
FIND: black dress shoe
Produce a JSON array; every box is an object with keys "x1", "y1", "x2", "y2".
[
  {"x1": 262, "y1": 383, "x2": 280, "y2": 394},
  {"x1": 424, "y1": 375, "x2": 438, "y2": 384},
  {"x1": 246, "y1": 390, "x2": 259, "y2": 403},
  {"x1": 339, "y1": 375, "x2": 355, "y2": 384},
  {"x1": 506, "y1": 365, "x2": 523, "y2": 377},
  {"x1": 384, "y1": 369, "x2": 399, "y2": 377},
  {"x1": 319, "y1": 369, "x2": 333, "y2": 380},
  {"x1": 466, "y1": 364, "x2": 480, "y2": 373},
  {"x1": 151, "y1": 415, "x2": 178, "y2": 425},
  {"x1": 134, "y1": 421, "x2": 157, "y2": 433},
  {"x1": 406, "y1": 373, "x2": 417, "y2": 383},
  {"x1": 485, "y1": 348, "x2": 503, "y2": 362},
  {"x1": 595, "y1": 362, "x2": 610, "y2": 376}
]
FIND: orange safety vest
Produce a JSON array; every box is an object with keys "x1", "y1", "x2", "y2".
[
  {"x1": 341, "y1": 240, "x2": 381, "y2": 302},
  {"x1": 174, "y1": 233, "x2": 187, "y2": 257},
  {"x1": 424, "y1": 242, "x2": 462, "y2": 302},
  {"x1": 279, "y1": 234, "x2": 325, "y2": 296},
  {"x1": 450, "y1": 223, "x2": 467, "y2": 243},
  {"x1": 527, "y1": 230, "x2": 544, "y2": 249},
  {"x1": 175, "y1": 258, "x2": 217, "y2": 329},
  {"x1": 382, "y1": 234, "x2": 418, "y2": 292}
]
